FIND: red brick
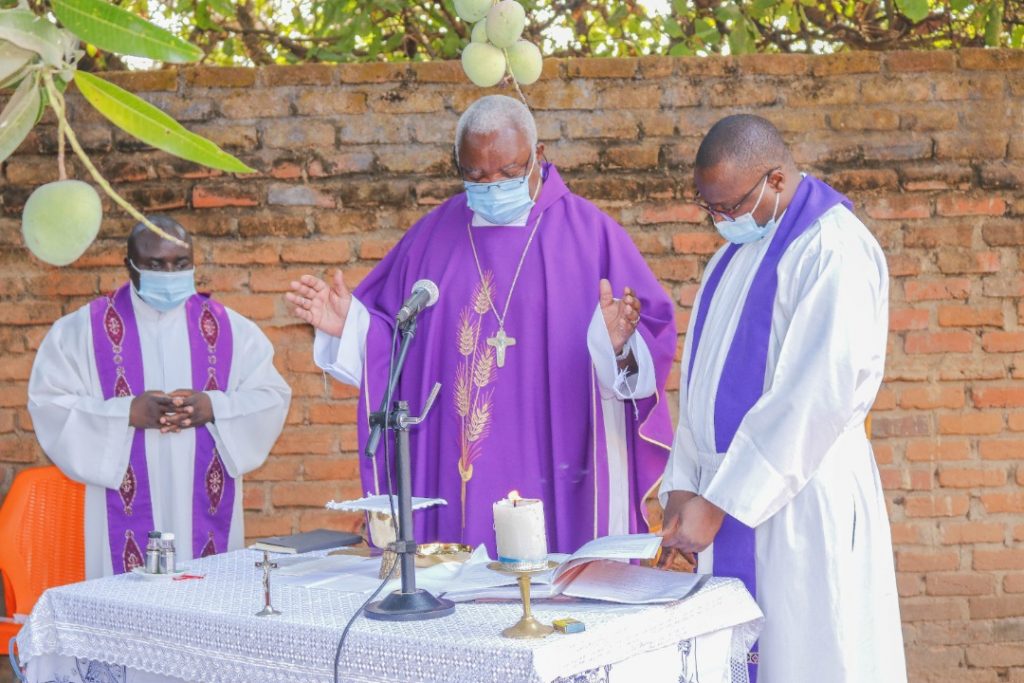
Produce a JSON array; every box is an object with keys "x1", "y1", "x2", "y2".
[
  {"x1": 271, "y1": 481, "x2": 345, "y2": 507},
  {"x1": 904, "y1": 494, "x2": 970, "y2": 517},
  {"x1": 904, "y1": 278, "x2": 971, "y2": 302},
  {"x1": 900, "y1": 386, "x2": 965, "y2": 410},
  {"x1": 890, "y1": 308, "x2": 930, "y2": 331},
  {"x1": 193, "y1": 184, "x2": 259, "y2": 208},
  {"x1": 281, "y1": 239, "x2": 352, "y2": 265},
  {"x1": 1005, "y1": 574, "x2": 1024, "y2": 593},
  {"x1": 982, "y1": 332, "x2": 1024, "y2": 353},
  {"x1": 886, "y1": 51, "x2": 957, "y2": 72},
  {"x1": 905, "y1": 331, "x2": 973, "y2": 354},
  {"x1": 891, "y1": 522, "x2": 928, "y2": 545},
  {"x1": 969, "y1": 595, "x2": 1024, "y2": 620},
  {"x1": 974, "y1": 388, "x2": 1024, "y2": 409},
  {"x1": 937, "y1": 467, "x2": 1007, "y2": 488},
  {"x1": 966, "y1": 643, "x2": 1024, "y2": 668},
  {"x1": 938, "y1": 306, "x2": 1004, "y2": 328},
  {"x1": 936, "y1": 250, "x2": 1001, "y2": 275},
  {"x1": 244, "y1": 514, "x2": 295, "y2": 539},
  {"x1": 899, "y1": 597, "x2": 968, "y2": 622},
  {"x1": 906, "y1": 439, "x2": 971, "y2": 462},
  {"x1": 296, "y1": 509, "x2": 364, "y2": 533},
  {"x1": 939, "y1": 413, "x2": 1004, "y2": 435},
  {"x1": 307, "y1": 402, "x2": 359, "y2": 425},
  {"x1": 939, "y1": 522, "x2": 1005, "y2": 544},
  {"x1": 960, "y1": 48, "x2": 1024, "y2": 71},
  {"x1": 926, "y1": 573, "x2": 996, "y2": 596},
  {"x1": 811, "y1": 51, "x2": 881, "y2": 76},
  {"x1": 864, "y1": 195, "x2": 931, "y2": 219},
  {"x1": 896, "y1": 549, "x2": 961, "y2": 571},
  {"x1": 303, "y1": 457, "x2": 361, "y2": 481},
  {"x1": 980, "y1": 492, "x2": 1024, "y2": 513},
  {"x1": 979, "y1": 440, "x2": 1024, "y2": 460},
  {"x1": 248, "y1": 459, "x2": 302, "y2": 481},
  {"x1": 243, "y1": 486, "x2": 265, "y2": 511},
  {"x1": 637, "y1": 203, "x2": 704, "y2": 225},
  {"x1": 936, "y1": 195, "x2": 1006, "y2": 217},
  {"x1": 671, "y1": 232, "x2": 722, "y2": 255}
]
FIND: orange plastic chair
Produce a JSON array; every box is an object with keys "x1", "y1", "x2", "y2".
[{"x1": 0, "y1": 466, "x2": 85, "y2": 655}]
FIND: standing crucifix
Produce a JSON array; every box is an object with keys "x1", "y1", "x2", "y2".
[
  {"x1": 487, "y1": 329, "x2": 517, "y2": 368},
  {"x1": 254, "y1": 550, "x2": 281, "y2": 617}
]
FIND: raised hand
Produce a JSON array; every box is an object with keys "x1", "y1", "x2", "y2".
[
  {"x1": 286, "y1": 269, "x2": 351, "y2": 337},
  {"x1": 599, "y1": 278, "x2": 642, "y2": 356}
]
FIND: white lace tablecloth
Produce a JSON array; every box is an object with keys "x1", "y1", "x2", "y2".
[{"x1": 16, "y1": 550, "x2": 762, "y2": 683}]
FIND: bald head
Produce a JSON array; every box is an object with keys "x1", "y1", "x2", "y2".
[
  {"x1": 125, "y1": 215, "x2": 194, "y2": 290},
  {"x1": 695, "y1": 114, "x2": 790, "y2": 173}
]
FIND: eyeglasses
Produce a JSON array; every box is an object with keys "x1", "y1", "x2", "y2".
[
  {"x1": 693, "y1": 167, "x2": 779, "y2": 222},
  {"x1": 456, "y1": 151, "x2": 535, "y2": 185}
]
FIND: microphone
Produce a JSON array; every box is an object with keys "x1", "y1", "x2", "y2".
[{"x1": 395, "y1": 279, "x2": 439, "y2": 324}]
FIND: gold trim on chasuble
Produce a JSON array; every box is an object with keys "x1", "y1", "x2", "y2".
[{"x1": 456, "y1": 271, "x2": 499, "y2": 528}]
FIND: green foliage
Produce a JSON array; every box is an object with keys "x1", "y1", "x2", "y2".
[
  {"x1": 73, "y1": 71, "x2": 254, "y2": 172},
  {"x1": 41, "y1": 0, "x2": 1022, "y2": 67},
  {"x1": 51, "y1": 0, "x2": 203, "y2": 63}
]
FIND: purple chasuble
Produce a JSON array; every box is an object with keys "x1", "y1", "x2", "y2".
[
  {"x1": 687, "y1": 175, "x2": 851, "y2": 682},
  {"x1": 90, "y1": 284, "x2": 234, "y2": 574},
  {"x1": 353, "y1": 164, "x2": 676, "y2": 555}
]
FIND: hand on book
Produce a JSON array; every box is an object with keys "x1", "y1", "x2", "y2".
[{"x1": 659, "y1": 494, "x2": 725, "y2": 554}]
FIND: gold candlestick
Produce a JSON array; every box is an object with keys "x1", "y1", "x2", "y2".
[{"x1": 487, "y1": 560, "x2": 558, "y2": 639}]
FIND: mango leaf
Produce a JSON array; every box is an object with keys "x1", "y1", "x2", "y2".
[
  {"x1": 694, "y1": 17, "x2": 721, "y2": 44},
  {"x1": 895, "y1": 0, "x2": 929, "y2": 23},
  {"x1": 73, "y1": 71, "x2": 254, "y2": 173},
  {"x1": 0, "y1": 9, "x2": 64, "y2": 67},
  {"x1": 728, "y1": 20, "x2": 756, "y2": 54},
  {"x1": 1012, "y1": 24, "x2": 1024, "y2": 49},
  {"x1": 51, "y1": 0, "x2": 203, "y2": 63},
  {"x1": 663, "y1": 16, "x2": 684, "y2": 38},
  {"x1": 984, "y1": 1, "x2": 1003, "y2": 46},
  {"x1": 0, "y1": 40, "x2": 34, "y2": 89},
  {"x1": 0, "y1": 73, "x2": 42, "y2": 163}
]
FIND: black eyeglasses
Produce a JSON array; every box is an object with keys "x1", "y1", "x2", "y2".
[{"x1": 693, "y1": 167, "x2": 779, "y2": 222}]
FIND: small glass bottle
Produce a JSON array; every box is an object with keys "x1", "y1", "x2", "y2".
[
  {"x1": 159, "y1": 531, "x2": 176, "y2": 574},
  {"x1": 145, "y1": 531, "x2": 162, "y2": 574}
]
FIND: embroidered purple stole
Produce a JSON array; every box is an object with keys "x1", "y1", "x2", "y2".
[
  {"x1": 687, "y1": 176, "x2": 851, "y2": 682},
  {"x1": 90, "y1": 284, "x2": 234, "y2": 574}
]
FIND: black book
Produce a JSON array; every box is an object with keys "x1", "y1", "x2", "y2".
[{"x1": 250, "y1": 528, "x2": 362, "y2": 554}]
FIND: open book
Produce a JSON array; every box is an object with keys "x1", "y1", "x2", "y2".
[{"x1": 443, "y1": 534, "x2": 707, "y2": 605}]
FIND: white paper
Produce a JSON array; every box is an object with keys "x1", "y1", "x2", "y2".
[
  {"x1": 325, "y1": 495, "x2": 447, "y2": 514},
  {"x1": 561, "y1": 561, "x2": 708, "y2": 604}
]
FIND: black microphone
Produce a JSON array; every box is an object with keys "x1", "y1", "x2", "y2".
[{"x1": 395, "y1": 279, "x2": 439, "y2": 324}]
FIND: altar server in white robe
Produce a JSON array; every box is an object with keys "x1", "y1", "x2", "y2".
[
  {"x1": 29, "y1": 216, "x2": 291, "y2": 579},
  {"x1": 659, "y1": 115, "x2": 907, "y2": 682}
]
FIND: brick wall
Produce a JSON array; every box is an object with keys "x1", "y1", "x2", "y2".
[{"x1": 0, "y1": 49, "x2": 1022, "y2": 681}]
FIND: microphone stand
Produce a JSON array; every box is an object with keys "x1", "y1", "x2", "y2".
[{"x1": 363, "y1": 316, "x2": 454, "y2": 621}]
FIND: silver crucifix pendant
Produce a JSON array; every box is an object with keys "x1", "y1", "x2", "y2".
[{"x1": 487, "y1": 328, "x2": 517, "y2": 368}]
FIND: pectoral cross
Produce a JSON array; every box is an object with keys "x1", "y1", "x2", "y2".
[{"x1": 487, "y1": 328, "x2": 517, "y2": 368}]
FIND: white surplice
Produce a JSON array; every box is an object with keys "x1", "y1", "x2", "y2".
[
  {"x1": 660, "y1": 204, "x2": 907, "y2": 682},
  {"x1": 28, "y1": 287, "x2": 292, "y2": 579},
  {"x1": 314, "y1": 209, "x2": 656, "y2": 536}
]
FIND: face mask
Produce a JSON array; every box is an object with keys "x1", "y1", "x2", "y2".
[
  {"x1": 713, "y1": 176, "x2": 781, "y2": 245},
  {"x1": 464, "y1": 155, "x2": 539, "y2": 225},
  {"x1": 130, "y1": 260, "x2": 196, "y2": 311}
]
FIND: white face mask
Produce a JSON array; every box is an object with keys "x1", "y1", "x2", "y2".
[
  {"x1": 713, "y1": 176, "x2": 781, "y2": 244},
  {"x1": 130, "y1": 259, "x2": 196, "y2": 311}
]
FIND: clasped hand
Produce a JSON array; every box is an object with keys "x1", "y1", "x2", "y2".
[
  {"x1": 130, "y1": 389, "x2": 214, "y2": 433},
  {"x1": 599, "y1": 278, "x2": 642, "y2": 357}
]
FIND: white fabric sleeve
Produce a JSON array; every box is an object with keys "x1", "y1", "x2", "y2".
[
  {"x1": 658, "y1": 319, "x2": 701, "y2": 506},
  {"x1": 206, "y1": 313, "x2": 292, "y2": 479},
  {"x1": 312, "y1": 296, "x2": 370, "y2": 387},
  {"x1": 27, "y1": 310, "x2": 136, "y2": 491},
  {"x1": 702, "y1": 222, "x2": 887, "y2": 528},
  {"x1": 586, "y1": 305, "x2": 655, "y2": 400}
]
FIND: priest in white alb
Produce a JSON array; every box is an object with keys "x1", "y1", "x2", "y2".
[
  {"x1": 659, "y1": 115, "x2": 907, "y2": 682},
  {"x1": 28, "y1": 216, "x2": 291, "y2": 579}
]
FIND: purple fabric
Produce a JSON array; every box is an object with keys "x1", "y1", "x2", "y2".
[
  {"x1": 687, "y1": 175, "x2": 851, "y2": 681},
  {"x1": 89, "y1": 284, "x2": 235, "y2": 574},
  {"x1": 353, "y1": 164, "x2": 676, "y2": 555},
  {"x1": 186, "y1": 296, "x2": 234, "y2": 559},
  {"x1": 90, "y1": 286, "x2": 154, "y2": 574}
]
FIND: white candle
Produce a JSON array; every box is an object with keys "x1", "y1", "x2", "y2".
[{"x1": 493, "y1": 490, "x2": 548, "y2": 570}]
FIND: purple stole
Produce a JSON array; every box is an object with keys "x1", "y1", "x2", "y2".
[
  {"x1": 687, "y1": 176, "x2": 851, "y2": 681},
  {"x1": 90, "y1": 284, "x2": 234, "y2": 574}
]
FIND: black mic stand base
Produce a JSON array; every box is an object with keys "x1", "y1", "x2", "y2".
[{"x1": 364, "y1": 590, "x2": 455, "y2": 622}]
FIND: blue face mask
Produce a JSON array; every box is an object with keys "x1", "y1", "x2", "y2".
[
  {"x1": 130, "y1": 260, "x2": 196, "y2": 311},
  {"x1": 464, "y1": 155, "x2": 538, "y2": 225},
  {"x1": 713, "y1": 176, "x2": 781, "y2": 244}
]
